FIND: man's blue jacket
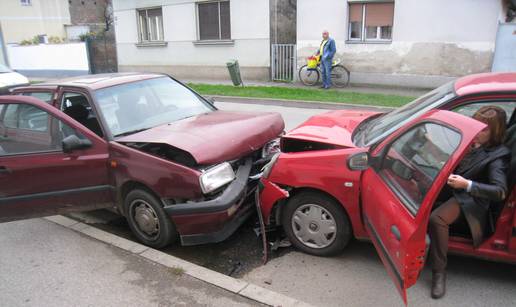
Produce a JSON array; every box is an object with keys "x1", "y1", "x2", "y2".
[{"x1": 321, "y1": 38, "x2": 336, "y2": 61}]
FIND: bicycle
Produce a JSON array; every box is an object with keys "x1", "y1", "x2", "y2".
[{"x1": 299, "y1": 56, "x2": 350, "y2": 88}]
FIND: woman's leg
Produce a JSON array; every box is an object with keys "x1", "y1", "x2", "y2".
[
  {"x1": 428, "y1": 197, "x2": 462, "y2": 272},
  {"x1": 428, "y1": 197, "x2": 461, "y2": 298}
]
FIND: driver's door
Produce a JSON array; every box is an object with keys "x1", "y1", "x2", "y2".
[{"x1": 361, "y1": 110, "x2": 486, "y2": 304}]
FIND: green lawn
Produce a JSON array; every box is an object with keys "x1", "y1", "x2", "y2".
[{"x1": 188, "y1": 83, "x2": 416, "y2": 108}]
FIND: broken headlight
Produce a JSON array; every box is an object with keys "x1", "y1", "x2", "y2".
[
  {"x1": 199, "y1": 162, "x2": 236, "y2": 194},
  {"x1": 261, "y1": 138, "x2": 281, "y2": 158}
]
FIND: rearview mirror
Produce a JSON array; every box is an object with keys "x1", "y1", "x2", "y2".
[
  {"x1": 62, "y1": 135, "x2": 92, "y2": 153},
  {"x1": 347, "y1": 152, "x2": 370, "y2": 171}
]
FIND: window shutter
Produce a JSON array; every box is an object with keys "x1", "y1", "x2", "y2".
[
  {"x1": 198, "y1": 2, "x2": 220, "y2": 40},
  {"x1": 220, "y1": 1, "x2": 231, "y2": 40},
  {"x1": 365, "y1": 3, "x2": 394, "y2": 27},
  {"x1": 349, "y1": 3, "x2": 363, "y2": 22}
]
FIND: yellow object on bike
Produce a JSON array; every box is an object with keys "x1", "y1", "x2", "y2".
[{"x1": 307, "y1": 56, "x2": 319, "y2": 69}]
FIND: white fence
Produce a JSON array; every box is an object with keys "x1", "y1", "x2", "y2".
[
  {"x1": 6, "y1": 43, "x2": 89, "y2": 76},
  {"x1": 271, "y1": 44, "x2": 296, "y2": 82}
]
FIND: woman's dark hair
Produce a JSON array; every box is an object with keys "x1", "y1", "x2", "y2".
[{"x1": 472, "y1": 106, "x2": 507, "y2": 147}]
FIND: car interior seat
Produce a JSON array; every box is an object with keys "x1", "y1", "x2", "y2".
[{"x1": 64, "y1": 104, "x2": 103, "y2": 137}]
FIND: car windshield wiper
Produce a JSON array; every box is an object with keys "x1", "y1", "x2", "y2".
[{"x1": 114, "y1": 127, "x2": 151, "y2": 137}]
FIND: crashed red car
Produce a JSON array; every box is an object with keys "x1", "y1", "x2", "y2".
[
  {"x1": 0, "y1": 73, "x2": 284, "y2": 248},
  {"x1": 258, "y1": 72, "x2": 516, "y2": 303}
]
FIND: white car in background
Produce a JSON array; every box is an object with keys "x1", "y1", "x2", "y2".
[{"x1": 0, "y1": 64, "x2": 29, "y2": 94}]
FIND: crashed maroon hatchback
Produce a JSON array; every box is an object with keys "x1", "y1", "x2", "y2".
[{"x1": 0, "y1": 73, "x2": 284, "y2": 248}]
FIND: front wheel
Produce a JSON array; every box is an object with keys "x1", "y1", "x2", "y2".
[
  {"x1": 124, "y1": 189, "x2": 177, "y2": 248},
  {"x1": 331, "y1": 65, "x2": 350, "y2": 88},
  {"x1": 282, "y1": 191, "x2": 351, "y2": 256},
  {"x1": 299, "y1": 65, "x2": 320, "y2": 86}
]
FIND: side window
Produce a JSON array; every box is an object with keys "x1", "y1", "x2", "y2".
[
  {"x1": 18, "y1": 91, "x2": 53, "y2": 104},
  {"x1": 0, "y1": 103, "x2": 78, "y2": 156},
  {"x1": 454, "y1": 102, "x2": 516, "y2": 124},
  {"x1": 379, "y1": 123, "x2": 462, "y2": 215},
  {"x1": 61, "y1": 92, "x2": 104, "y2": 138}
]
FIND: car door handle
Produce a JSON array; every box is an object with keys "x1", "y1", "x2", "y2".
[
  {"x1": 391, "y1": 225, "x2": 401, "y2": 241},
  {"x1": 0, "y1": 166, "x2": 11, "y2": 174}
]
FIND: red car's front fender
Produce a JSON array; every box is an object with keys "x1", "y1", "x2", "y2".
[{"x1": 259, "y1": 178, "x2": 289, "y2": 224}]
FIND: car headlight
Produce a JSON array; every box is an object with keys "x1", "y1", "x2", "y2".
[
  {"x1": 199, "y1": 162, "x2": 236, "y2": 194},
  {"x1": 261, "y1": 153, "x2": 280, "y2": 178},
  {"x1": 262, "y1": 138, "x2": 281, "y2": 158}
]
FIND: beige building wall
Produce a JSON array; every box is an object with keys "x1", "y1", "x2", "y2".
[{"x1": 0, "y1": 0, "x2": 70, "y2": 44}]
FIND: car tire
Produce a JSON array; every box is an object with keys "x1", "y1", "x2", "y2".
[
  {"x1": 282, "y1": 191, "x2": 351, "y2": 256},
  {"x1": 124, "y1": 189, "x2": 177, "y2": 248}
]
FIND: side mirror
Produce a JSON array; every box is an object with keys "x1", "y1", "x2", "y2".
[
  {"x1": 347, "y1": 152, "x2": 370, "y2": 171},
  {"x1": 62, "y1": 135, "x2": 92, "y2": 153}
]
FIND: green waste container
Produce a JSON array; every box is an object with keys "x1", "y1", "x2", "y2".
[{"x1": 226, "y1": 59, "x2": 243, "y2": 86}]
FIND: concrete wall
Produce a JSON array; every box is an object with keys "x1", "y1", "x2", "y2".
[
  {"x1": 297, "y1": 0, "x2": 505, "y2": 88},
  {"x1": 0, "y1": 0, "x2": 70, "y2": 44},
  {"x1": 113, "y1": 0, "x2": 270, "y2": 81},
  {"x1": 7, "y1": 43, "x2": 89, "y2": 77}
]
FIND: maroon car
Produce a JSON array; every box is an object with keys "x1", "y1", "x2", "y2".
[{"x1": 0, "y1": 73, "x2": 284, "y2": 248}]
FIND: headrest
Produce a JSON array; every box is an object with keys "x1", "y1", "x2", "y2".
[{"x1": 65, "y1": 104, "x2": 89, "y2": 120}]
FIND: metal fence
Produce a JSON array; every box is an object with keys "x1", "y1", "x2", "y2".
[{"x1": 271, "y1": 44, "x2": 296, "y2": 82}]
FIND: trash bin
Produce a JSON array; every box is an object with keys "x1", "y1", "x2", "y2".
[{"x1": 226, "y1": 59, "x2": 243, "y2": 86}]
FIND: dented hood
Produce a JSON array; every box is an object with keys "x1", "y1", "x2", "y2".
[
  {"x1": 284, "y1": 110, "x2": 380, "y2": 147},
  {"x1": 117, "y1": 110, "x2": 285, "y2": 165}
]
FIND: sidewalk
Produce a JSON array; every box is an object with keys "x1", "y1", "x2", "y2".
[{"x1": 0, "y1": 218, "x2": 262, "y2": 307}]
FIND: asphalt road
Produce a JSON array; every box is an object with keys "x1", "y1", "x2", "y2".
[{"x1": 5, "y1": 100, "x2": 515, "y2": 307}]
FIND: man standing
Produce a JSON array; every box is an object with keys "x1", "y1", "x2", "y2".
[{"x1": 318, "y1": 30, "x2": 336, "y2": 89}]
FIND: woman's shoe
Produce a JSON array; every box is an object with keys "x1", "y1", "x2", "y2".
[{"x1": 431, "y1": 271, "x2": 446, "y2": 299}]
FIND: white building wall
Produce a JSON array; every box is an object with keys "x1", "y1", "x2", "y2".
[
  {"x1": 297, "y1": 0, "x2": 505, "y2": 88},
  {"x1": 113, "y1": 0, "x2": 270, "y2": 80}
]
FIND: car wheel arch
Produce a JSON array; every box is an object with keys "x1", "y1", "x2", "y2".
[{"x1": 119, "y1": 180, "x2": 163, "y2": 216}]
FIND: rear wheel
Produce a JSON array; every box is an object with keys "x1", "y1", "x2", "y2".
[
  {"x1": 299, "y1": 65, "x2": 320, "y2": 86},
  {"x1": 331, "y1": 65, "x2": 350, "y2": 88},
  {"x1": 124, "y1": 189, "x2": 177, "y2": 248},
  {"x1": 282, "y1": 191, "x2": 351, "y2": 256}
]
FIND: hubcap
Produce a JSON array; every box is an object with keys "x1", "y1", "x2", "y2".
[
  {"x1": 132, "y1": 200, "x2": 159, "y2": 238},
  {"x1": 291, "y1": 204, "x2": 337, "y2": 249}
]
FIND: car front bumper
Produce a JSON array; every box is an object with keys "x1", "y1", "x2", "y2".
[{"x1": 163, "y1": 158, "x2": 255, "y2": 246}]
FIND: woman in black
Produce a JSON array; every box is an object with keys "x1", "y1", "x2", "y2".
[{"x1": 429, "y1": 106, "x2": 510, "y2": 299}]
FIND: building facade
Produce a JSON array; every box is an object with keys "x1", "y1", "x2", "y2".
[
  {"x1": 113, "y1": 0, "x2": 270, "y2": 80},
  {"x1": 297, "y1": 0, "x2": 507, "y2": 88},
  {"x1": 0, "y1": 0, "x2": 70, "y2": 44}
]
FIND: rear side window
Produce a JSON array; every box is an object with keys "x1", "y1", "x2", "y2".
[
  {"x1": 0, "y1": 103, "x2": 76, "y2": 156},
  {"x1": 379, "y1": 123, "x2": 462, "y2": 215},
  {"x1": 18, "y1": 92, "x2": 53, "y2": 104}
]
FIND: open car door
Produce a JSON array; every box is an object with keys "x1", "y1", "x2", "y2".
[{"x1": 360, "y1": 110, "x2": 486, "y2": 304}]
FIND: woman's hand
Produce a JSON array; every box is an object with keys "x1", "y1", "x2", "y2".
[{"x1": 447, "y1": 174, "x2": 469, "y2": 190}]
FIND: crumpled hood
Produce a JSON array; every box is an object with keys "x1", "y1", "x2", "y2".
[
  {"x1": 284, "y1": 110, "x2": 380, "y2": 147},
  {"x1": 117, "y1": 110, "x2": 285, "y2": 165}
]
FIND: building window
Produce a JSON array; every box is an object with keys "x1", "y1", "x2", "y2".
[
  {"x1": 20, "y1": 0, "x2": 31, "y2": 6},
  {"x1": 197, "y1": 1, "x2": 231, "y2": 41},
  {"x1": 137, "y1": 8, "x2": 164, "y2": 42},
  {"x1": 348, "y1": 2, "x2": 394, "y2": 42}
]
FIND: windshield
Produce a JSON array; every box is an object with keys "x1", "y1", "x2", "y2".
[
  {"x1": 95, "y1": 77, "x2": 215, "y2": 137},
  {"x1": 0, "y1": 64, "x2": 12, "y2": 73},
  {"x1": 356, "y1": 81, "x2": 456, "y2": 147}
]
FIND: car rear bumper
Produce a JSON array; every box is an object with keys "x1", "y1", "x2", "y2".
[{"x1": 163, "y1": 158, "x2": 255, "y2": 245}]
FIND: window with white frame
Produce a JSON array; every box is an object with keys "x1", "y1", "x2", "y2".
[
  {"x1": 138, "y1": 8, "x2": 164, "y2": 42},
  {"x1": 197, "y1": 1, "x2": 231, "y2": 41},
  {"x1": 20, "y1": 0, "x2": 31, "y2": 6},
  {"x1": 348, "y1": 2, "x2": 394, "y2": 42}
]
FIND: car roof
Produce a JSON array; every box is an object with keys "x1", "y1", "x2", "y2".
[
  {"x1": 25, "y1": 72, "x2": 167, "y2": 91},
  {"x1": 454, "y1": 72, "x2": 516, "y2": 96}
]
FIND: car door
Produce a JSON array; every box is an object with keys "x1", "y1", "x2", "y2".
[
  {"x1": 361, "y1": 110, "x2": 486, "y2": 304},
  {"x1": 0, "y1": 96, "x2": 114, "y2": 222}
]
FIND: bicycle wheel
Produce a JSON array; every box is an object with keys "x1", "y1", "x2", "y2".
[
  {"x1": 299, "y1": 65, "x2": 320, "y2": 86},
  {"x1": 331, "y1": 65, "x2": 350, "y2": 88}
]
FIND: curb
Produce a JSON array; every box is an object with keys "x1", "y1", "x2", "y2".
[
  {"x1": 208, "y1": 95, "x2": 395, "y2": 112},
  {"x1": 44, "y1": 215, "x2": 314, "y2": 307}
]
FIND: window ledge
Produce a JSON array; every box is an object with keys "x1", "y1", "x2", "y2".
[
  {"x1": 345, "y1": 40, "x2": 392, "y2": 45},
  {"x1": 135, "y1": 41, "x2": 168, "y2": 48},
  {"x1": 193, "y1": 40, "x2": 234, "y2": 46}
]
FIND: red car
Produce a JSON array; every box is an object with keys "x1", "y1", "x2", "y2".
[
  {"x1": 258, "y1": 72, "x2": 516, "y2": 303},
  {"x1": 0, "y1": 73, "x2": 284, "y2": 248}
]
